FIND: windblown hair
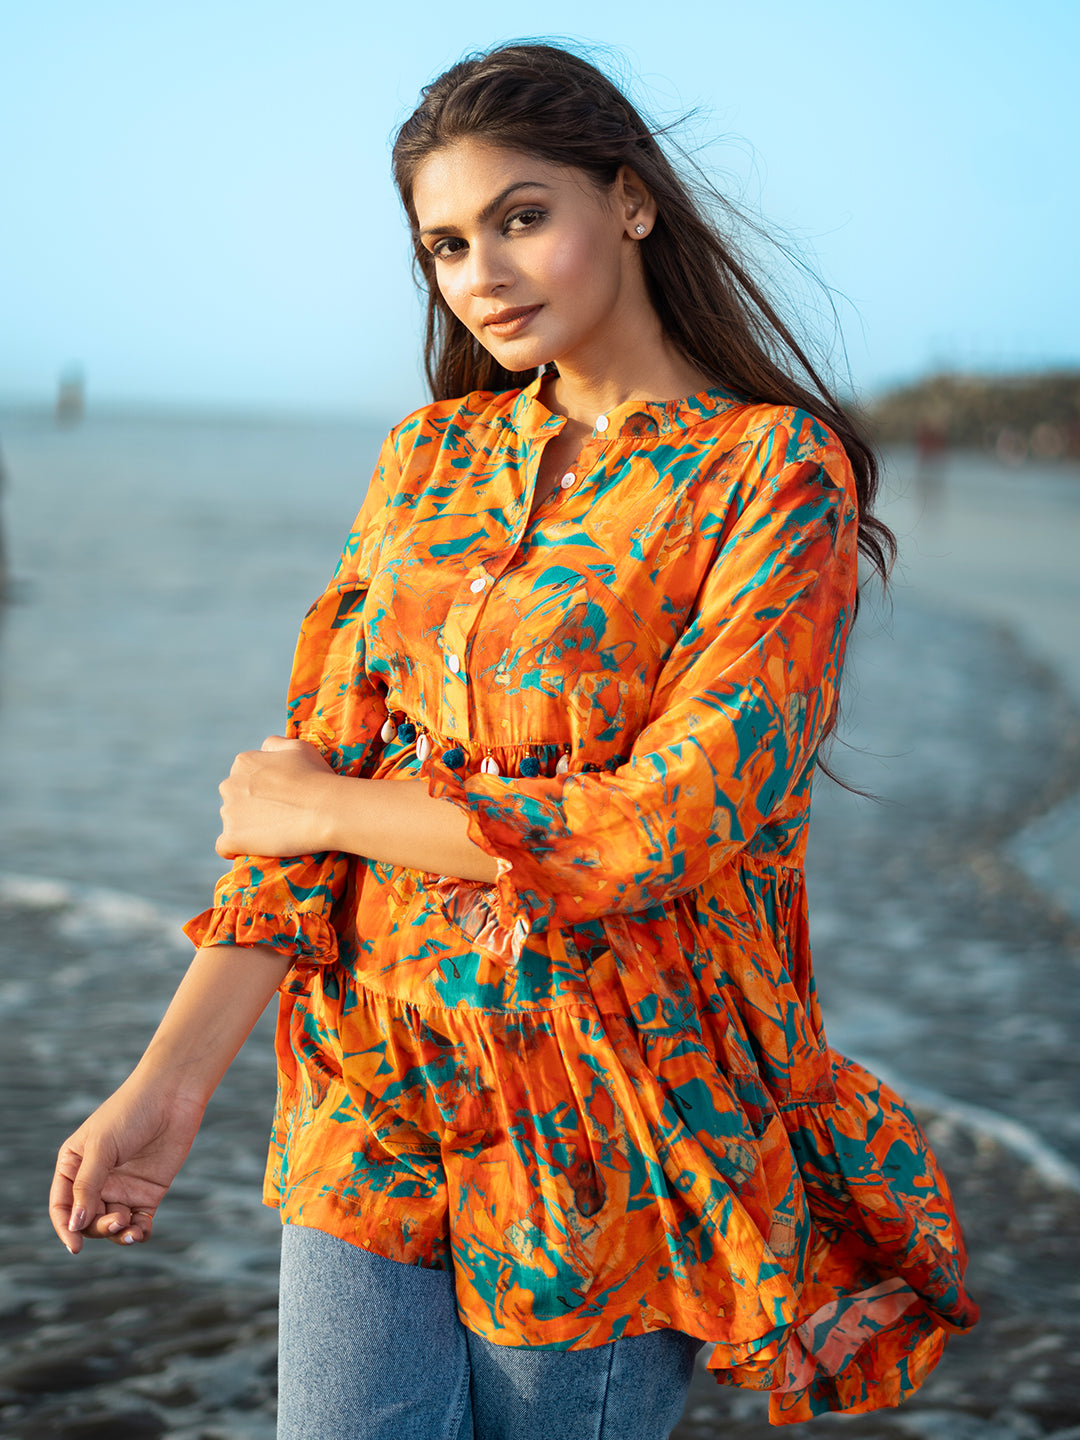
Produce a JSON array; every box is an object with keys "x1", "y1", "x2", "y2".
[{"x1": 392, "y1": 40, "x2": 894, "y2": 586}]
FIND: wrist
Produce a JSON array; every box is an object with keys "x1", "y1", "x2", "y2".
[
  {"x1": 309, "y1": 770, "x2": 354, "y2": 853},
  {"x1": 126, "y1": 1052, "x2": 214, "y2": 1112}
]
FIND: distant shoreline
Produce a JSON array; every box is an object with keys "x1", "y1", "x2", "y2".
[
  {"x1": 0, "y1": 398, "x2": 395, "y2": 430},
  {"x1": 866, "y1": 367, "x2": 1080, "y2": 461}
]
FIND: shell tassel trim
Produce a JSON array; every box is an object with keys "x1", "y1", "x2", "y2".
[{"x1": 377, "y1": 715, "x2": 594, "y2": 779}]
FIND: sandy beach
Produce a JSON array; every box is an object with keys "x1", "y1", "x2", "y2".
[{"x1": 0, "y1": 422, "x2": 1077, "y2": 1438}]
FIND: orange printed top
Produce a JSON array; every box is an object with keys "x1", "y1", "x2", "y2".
[{"x1": 186, "y1": 378, "x2": 977, "y2": 1424}]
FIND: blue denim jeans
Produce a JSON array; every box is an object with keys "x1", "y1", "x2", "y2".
[{"x1": 277, "y1": 1224, "x2": 703, "y2": 1439}]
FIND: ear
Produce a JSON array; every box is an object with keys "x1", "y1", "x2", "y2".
[{"x1": 614, "y1": 165, "x2": 658, "y2": 240}]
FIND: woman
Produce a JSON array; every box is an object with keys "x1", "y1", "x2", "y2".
[{"x1": 50, "y1": 42, "x2": 978, "y2": 1439}]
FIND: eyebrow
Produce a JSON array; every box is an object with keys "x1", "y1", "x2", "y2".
[{"x1": 418, "y1": 181, "x2": 553, "y2": 237}]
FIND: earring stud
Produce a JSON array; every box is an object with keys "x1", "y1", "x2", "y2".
[{"x1": 635, "y1": 223, "x2": 647, "y2": 235}]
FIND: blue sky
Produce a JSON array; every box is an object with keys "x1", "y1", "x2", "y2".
[{"x1": 2, "y1": 0, "x2": 1077, "y2": 419}]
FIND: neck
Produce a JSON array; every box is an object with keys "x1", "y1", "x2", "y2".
[{"x1": 542, "y1": 329, "x2": 713, "y2": 428}]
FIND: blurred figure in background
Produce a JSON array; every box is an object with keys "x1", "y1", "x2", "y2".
[
  {"x1": 55, "y1": 365, "x2": 85, "y2": 427},
  {"x1": 914, "y1": 401, "x2": 950, "y2": 512}
]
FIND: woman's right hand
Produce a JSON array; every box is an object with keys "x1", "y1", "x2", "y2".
[
  {"x1": 48, "y1": 941, "x2": 292, "y2": 1254},
  {"x1": 49, "y1": 1074, "x2": 206, "y2": 1253}
]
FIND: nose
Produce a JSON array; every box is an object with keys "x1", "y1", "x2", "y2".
[{"x1": 464, "y1": 238, "x2": 512, "y2": 297}]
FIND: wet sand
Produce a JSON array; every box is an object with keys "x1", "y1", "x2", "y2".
[
  {"x1": 0, "y1": 881, "x2": 282, "y2": 1439},
  {"x1": 1, "y1": 435, "x2": 1078, "y2": 1438}
]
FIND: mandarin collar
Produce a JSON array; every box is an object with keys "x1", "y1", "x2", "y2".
[{"x1": 507, "y1": 372, "x2": 743, "y2": 441}]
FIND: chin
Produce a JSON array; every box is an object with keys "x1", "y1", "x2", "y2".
[
  {"x1": 473, "y1": 327, "x2": 557, "y2": 375},
  {"x1": 482, "y1": 344, "x2": 549, "y2": 375}
]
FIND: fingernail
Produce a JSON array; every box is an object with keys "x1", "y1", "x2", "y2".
[
  {"x1": 68, "y1": 1206, "x2": 86, "y2": 1232},
  {"x1": 122, "y1": 1232, "x2": 136, "y2": 1244},
  {"x1": 107, "y1": 1220, "x2": 123, "y2": 1234}
]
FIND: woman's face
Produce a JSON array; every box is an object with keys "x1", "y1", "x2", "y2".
[{"x1": 411, "y1": 139, "x2": 651, "y2": 376}]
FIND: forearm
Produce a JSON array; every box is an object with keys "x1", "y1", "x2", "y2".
[
  {"x1": 216, "y1": 738, "x2": 500, "y2": 883},
  {"x1": 320, "y1": 776, "x2": 499, "y2": 884},
  {"x1": 133, "y1": 943, "x2": 291, "y2": 1107}
]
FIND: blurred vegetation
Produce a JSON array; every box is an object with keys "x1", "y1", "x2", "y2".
[{"x1": 864, "y1": 369, "x2": 1080, "y2": 463}]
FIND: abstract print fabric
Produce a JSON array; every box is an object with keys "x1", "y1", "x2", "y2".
[{"x1": 185, "y1": 379, "x2": 978, "y2": 1423}]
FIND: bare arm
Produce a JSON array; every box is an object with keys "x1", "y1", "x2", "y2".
[
  {"x1": 318, "y1": 775, "x2": 499, "y2": 882},
  {"x1": 50, "y1": 942, "x2": 290, "y2": 1252},
  {"x1": 216, "y1": 736, "x2": 499, "y2": 883}
]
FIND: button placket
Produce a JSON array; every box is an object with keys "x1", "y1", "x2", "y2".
[
  {"x1": 439, "y1": 600, "x2": 471, "y2": 740},
  {"x1": 441, "y1": 556, "x2": 503, "y2": 741},
  {"x1": 437, "y1": 647, "x2": 467, "y2": 748}
]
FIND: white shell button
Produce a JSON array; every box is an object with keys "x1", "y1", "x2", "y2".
[
  {"x1": 448, "y1": 654, "x2": 461, "y2": 674},
  {"x1": 559, "y1": 472, "x2": 577, "y2": 490},
  {"x1": 595, "y1": 414, "x2": 609, "y2": 432},
  {"x1": 470, "y1": 577, "x2": 486, "y2": 593}
]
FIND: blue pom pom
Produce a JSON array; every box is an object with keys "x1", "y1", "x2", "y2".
[
  {"x1": 397, "y1": 721, "x2": 417, "y2": 745},
  {"x1": 520, "y1": 755, "x2": 540, "y2": 777},
  {"x1": 442, "y1": 746, "x2": 465, "y2": 769}
]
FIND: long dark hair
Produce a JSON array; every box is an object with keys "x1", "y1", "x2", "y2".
[{"x1": 392, "y1": 40, "x2": 894, "y2": 587}]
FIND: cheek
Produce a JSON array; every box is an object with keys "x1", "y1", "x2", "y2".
[
  {"x1": 542, "y1": 230, "x2": 618, "y2": 303},
  {"x1": 435, "y1": 269, "x2": 471, "y2": 325}
]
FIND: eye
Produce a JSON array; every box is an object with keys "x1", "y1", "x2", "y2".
[
  {"x1": 430, "y1": 236, "x2": 467, "y2": 261},
  {"x1": 506, "y1": 207, "x2": 546, "y2": 233}
]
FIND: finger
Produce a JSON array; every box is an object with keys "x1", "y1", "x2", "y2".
[
  {"x1": 49, "y1": 1147, "x2": 82, "y2": 1253},
  {"x1": 49, "y1": 1139, "x2": 111, "y2": 1251},
  {"x1": 94, "y1": 1205, "x2": 154, "y2": 1246},
  {"x1": 260, "y1": 734, "x2": 293, "y2": 751},
  {"x1": 82, "y1": 1209, "x2": 123, "y2": 1242},
  {"x1": 123, "y1": 1207, "x2": 155, "y2": 1244},
  {"x1": 88, "y1": 1202, "x2": 130, "y2": 1236},
  {"x1": 65, "y1": 1143, "x2": 114, "y2": 1242}
]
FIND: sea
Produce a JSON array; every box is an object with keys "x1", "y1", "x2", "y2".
[
  {"x1": 1, "y1": 408, "x2": 1079, "y2": 1437},
  {"x1": 0, "y1": 406, "x2": 394, "y2": 1436},
  {"x1": 0, "y1": 406, "x2": 390, "y2": 916}
]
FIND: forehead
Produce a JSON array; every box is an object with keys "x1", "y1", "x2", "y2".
[{"x1": 411, "y1": 139, "x2": 594, "y2": 222}]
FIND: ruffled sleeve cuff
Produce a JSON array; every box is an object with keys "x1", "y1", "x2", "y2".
[
  {"x1": 184, "y1": 849, "x2": 352, "y2": 965},
  {"x1": 183, "y1": 903, "x2": 339, "y2": 965},
  {"x1": 182, "y1": 898, "x2": 338, "y2": 967}
]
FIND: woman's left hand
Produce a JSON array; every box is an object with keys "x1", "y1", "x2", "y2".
[{"x1": 216, "y1": 736, "x2": 339, "y2": 858}]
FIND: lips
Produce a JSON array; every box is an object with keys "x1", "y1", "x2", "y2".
[{"x1": 482, "y1": 305, "x2": 541, "y2": 337}]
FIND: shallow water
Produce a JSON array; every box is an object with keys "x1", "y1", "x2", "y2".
[
  {"x1": 1, "y1": 412, "x2": 1077, "y2": 1143},
  {"x1": 2, "y1": 414, "x2": 1079, "y2": 1437},
  {"x1": 0, "y1": 408, "x2": 390, "y2": 1437},
  {"x1": 0, "y1": 407, "x2": 388, "y2": 912}
]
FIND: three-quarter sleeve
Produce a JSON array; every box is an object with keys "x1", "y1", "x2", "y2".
[
  {"x1": 183, "y1": 430, "x2": 400, "y2": 963},
  {"x1": 438, "y1": 443, "x2": 859, "y2": 934}
]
